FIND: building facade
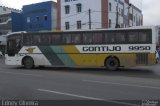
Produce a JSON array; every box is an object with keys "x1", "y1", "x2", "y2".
[
  {"x1": 129, "y1": 4, "x2": 143, "y2": 27},
  {"x1": 57, "y1": 0, "x2": 143, "y2": 31},
  {"x1": 1, "y1": 1, "x2": 57, "y2": 34},
  {"x1": 0, "y1": 6, "x2": 21, "y2": 15},
  {"x1": 0, "y1": 6, "x2": 21, "y2": 35},
  {"x1": 21, "y1": 1, "x2": 57, "y2": 32}
]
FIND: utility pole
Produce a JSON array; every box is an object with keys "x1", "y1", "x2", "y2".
[
  {"x1": 88, "y1": 8, "x2": 91, "y2": 29},
  {"x1": 128, "y1": 4, "x2": 131, "y2": 27},
  {"x1": 115, "y1": 2, "x2": 120, "y2": 28},
  {"x1": 128, "y1": 5, "x2": 130, "y2": 27}
]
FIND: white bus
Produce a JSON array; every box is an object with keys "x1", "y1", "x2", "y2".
[{"x1": 5, "y1": 26, "x2": 158, "y2": 70}]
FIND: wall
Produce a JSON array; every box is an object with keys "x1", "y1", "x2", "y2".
[
  {"x1": 0, "y1": 13, "x2": 12, "y2": 35},
  {"x1": 0, "y1": 6, "x2": 21, "y2": 35},
  {"x1": 123, "y1": 0, "x2": 130, "y2": 27},
  {"x1": 101, "y1": 0, "x2": 108, "y2": 28},
  {"x1": 22, "y1": 1, "x2": 56, "y2": 32},
  {"x1": 108, "y1": 0, "x2": 130, "y2": 28},
  {"x1": 130, "y1": 5, "x2": 143, "y2": 26},
  {"x1": 51, "y1": 2, "x2": 57, "y2": 30},
  {"x1": 11, "y1": 12, "x2": 24, "y2": 32},
  {"x1": 59, "y1": 0, "x2": 143, "y2": 30},
  {"x1": 60, "y1": 0, "x2": 102, "y2": 30}
]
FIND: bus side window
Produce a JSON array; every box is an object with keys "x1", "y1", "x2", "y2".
[
  {"x1": 104, "y1": 33, "x2": 109, "y2": 44},
  {"x1": 104, "y1": 32, "x2": 115, "y2": 44},
  {"x1": 51, "y1": 34, "x2": 61, "y2": 44},
  {"x1": 62, "y1": 34, "x2": 71, "y2": 44},
  {"x1": 72, "y1": 33, "x2": 81, "y2": 44},
  {"x1": 128, "y1": 32, "x2": 139, "y2": 43},
  {"x1": 40, "y1": 34, "x2": 50, "y2": 45},
  {"x1": 139, "y1": 31, "x2": 151, "y2": 43},
  {"x1": 23, "y1": 34, "x2": 32, "y2": 45},
  {"x1": 115, "y1": 32, "x2": 126, "y2": 43},
  {"x1": 33, "y1": 35, "x2": 41, "y2": 45},
  {"x1": 16, "y1": 39, "x2": 21, "y2": 49},
  {"x1": 139, "y1": 32, "x2": 147, "y2": 43},
  {"x1": 92, "y1": 33, "x2": 103, "y2": 44},
  {"x1": 83, "y1": 33, "x2": 93, "y2": 44}
]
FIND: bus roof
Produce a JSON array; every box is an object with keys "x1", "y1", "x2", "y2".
[
  {"x1": 7, "y1": 26, "x2": 157, "y2": 36},
  {"x1": 63, "y1": 26, "x2": 155, "y2": 32},
  {"x1": 6, "y1": 31, "x2": 27, "y2": 36}
]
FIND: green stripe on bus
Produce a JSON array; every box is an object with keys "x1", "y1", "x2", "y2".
[
  {"x1": 50, "y1": 46, "x2": 76, "y2": 66},
  {"x1": 38, "y1": 46, "x2": 64, "y2": 65}
]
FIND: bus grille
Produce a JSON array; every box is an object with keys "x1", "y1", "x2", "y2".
[{"x1": 136, "y1": 53, "x2": 148, "y2": 65}]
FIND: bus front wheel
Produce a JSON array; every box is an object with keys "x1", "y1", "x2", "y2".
[
  {"x1": 105, "y1": 57, "x2": 119, "y2": 71},
  {"x1": 23, "y1": 57, "x2": 34, "y2": 69}
]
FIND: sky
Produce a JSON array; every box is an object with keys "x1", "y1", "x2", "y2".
[{"x1": 0, "y1": 0, "x2": 159, "y2": 26}]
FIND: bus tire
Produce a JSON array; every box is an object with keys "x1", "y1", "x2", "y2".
[
  {"x1": 23, "y1": 57, "x2": 34, "y2": 69},
  {"x1": 105, "y1": 57, "x2": 119, "y2": 71}
]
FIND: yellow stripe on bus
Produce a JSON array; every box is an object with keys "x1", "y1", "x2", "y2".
[{"x1": 62, "y1": 46, "x2": 156, "y2": 67}]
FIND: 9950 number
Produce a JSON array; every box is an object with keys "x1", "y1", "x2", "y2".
[{"x1": 129, "y1": 46, "x2": 151, "y2": 51}]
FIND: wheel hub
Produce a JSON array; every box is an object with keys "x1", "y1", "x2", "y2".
[{"x1": 110, "y1": 61, "x2": 115, "y2": 66}]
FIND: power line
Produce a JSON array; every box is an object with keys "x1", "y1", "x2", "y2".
[
  {"x1": 58, "y1": 9, "x2": 121, "y2": 30},
  {"x1": 61, "y1": 11, "x2": 87, "y2": 19},
  {"x1": 59, "y1": 13, "x2": 88, "y2": 30},
  {"x1": 88, "y1": 8, "x2": 91, "y2": 29},
  {"x1": 78, "y1": 12, "x2": 88, "y2": 20},
  {"x1": 92, "y1": 10, "x2": 116, "y2": 14}
]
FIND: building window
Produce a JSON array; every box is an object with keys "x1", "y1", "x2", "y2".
[
  {"x1": 4, "y1": 17, "x2": 7, "y2": 22},
  {"x1": 44, "y1": 15, "x2": 47, "y2": 21},
  {"x1": 65, "y1": 5, "x2": 70, "y2": 14},
  {"x1": 76, "y1": 3, "x2": 82, "y2": 13},
  {"x1": 27, "y1": 17, "x2": 30, "y2": 23},
  {"x1": 109, "y1": 19, "x2": 111, "y2": 28},
  {"x1": 109, "y1": 3, "x2": 112, "y2": 11},
  {"x1": 77, "y1": 21, "x2": 81, "y2": 29},
  {"x1": 65, "y1": 0, "x2": 70, "y2": 2},
  {"x1": 35, "y1": 16, "x2": 39, "y2": 21},
  {"x1": 121, "y1": 24, "x2": 123, "y2": 28},
  {"x1": 3, "y1": 7, "x2": 6, "y2": 11},
  {"x1": 65, "y1": 22, "x2": 70, "y2": 30},
  {"x1": 121, "y1": 9, "x2": 124, "y2": 16}
]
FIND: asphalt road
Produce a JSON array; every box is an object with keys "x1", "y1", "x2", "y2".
[{"x1": 0, "y1": 57, "x2": 160, "y2": 106}]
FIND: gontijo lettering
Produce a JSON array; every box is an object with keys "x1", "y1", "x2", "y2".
[{"x1": 83, "y1": 46, "x2": 121, "y2": 52}]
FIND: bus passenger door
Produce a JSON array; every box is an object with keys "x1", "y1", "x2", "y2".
[
  {"x1": 7, "y1": 40, "x2": 16, "y2": 56},
  {"x1": 7, "y1": 36, "x2": 22, "y2": 57},
  {"x1": 6, "y1": 34, "x2": 22, "y2": 65}
]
